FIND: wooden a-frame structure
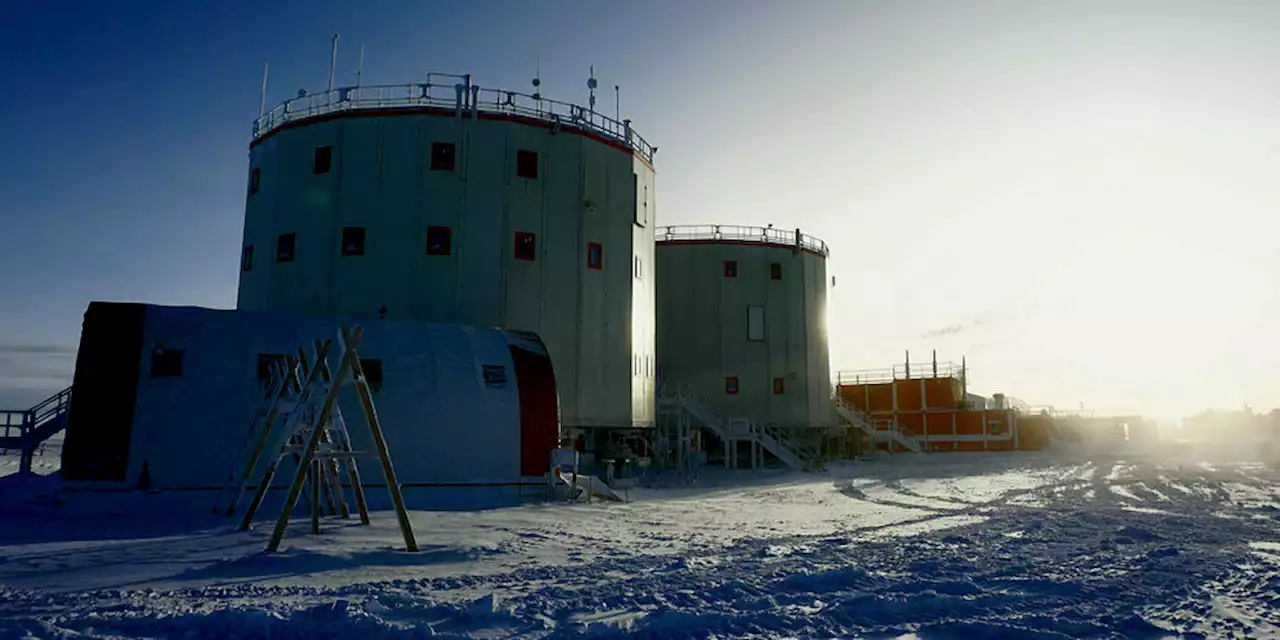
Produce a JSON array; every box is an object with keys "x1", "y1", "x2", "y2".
[{"x1": 216, "y1": 325, "x2": 417, "y2": 552}]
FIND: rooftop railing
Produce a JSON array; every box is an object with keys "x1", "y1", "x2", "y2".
[
  {"x1": 252, "y1": 73, "x2": 656, "y2": 164},
  {"x1": 655, "y1": 225, "x2": 829, "y2": 257},
  {"x1": 836, "y1": 362, "x2": 965, "y2": 385}
]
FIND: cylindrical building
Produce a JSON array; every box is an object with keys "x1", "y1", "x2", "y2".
[
  {"x1": 656, "y1": 225, "x2": 833, "y2": 428},
  {"x1": 236, "y1": 76, "x2": 657, "y2": 431}
]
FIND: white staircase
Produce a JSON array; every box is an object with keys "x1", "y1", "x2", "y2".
[
  {"x1": 661, "y1": 393, "x2": 812, "y2": 470},
  {"x1": 835, "y1": 398, "x2": 925, "y2": 454}
]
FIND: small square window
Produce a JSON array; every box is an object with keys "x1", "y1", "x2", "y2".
[
  {"x1": 515, "y1": 232, "x2": 536, "y2": 261},
  {"x1": 634, "y1": 256, "x2": 643, "y2": 279},
  {"x1": 257, "y1": 353, "x2": 285, "y2": 381},
  {"x1": 276, "y1": 233, "x2": 296, "y2": 262},
  {"x1": 241, "y1": 245, "x2": 253, "y2": 272},
  {"x1": 770, "y1": 262, "x2": 782, "y2": 280},
  {"x1": 431, "y1": 142, "x2": 455, "y2": 171},
  {"x1": 723, "y1": 260, "x2": 738, "y2": 278},
  {"x1": 313, "y1": 146, "x2": 332, "y2": 174},
  {"x1": 248, "y1": 168, "x2": 261, "y2": 194},
  {"x1": 773, "y1": 377, "x2": 786, "y2": 395},
  {"x1": 426, "y1": 226, "x2": 452, "y2": 255},
  {"x1": 360, "y1": 358, "x2": 383, "y2": 391},
  {"x1": 516, "y1": 149, "x2": 538, "y2": 179},
  {"x1": 341, "y1": 227, "x2": 366, "y2": 256},
  {"x1": 725, "y1": 376, "x2": 739, "y2": 395},
  {"x1": 150, "y1": 348, "x2": 184, "y2": 378},
  {"x1": 587, "y1": 242, "x2": 603, "y2": 270},
  {"x1": 748, "y1": 305, "x2": 765, "y2": 341}
]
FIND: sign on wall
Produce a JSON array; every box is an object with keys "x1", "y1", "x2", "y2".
[{"x1": 482, "y1": 365, "x2": 508, "y2": 388}]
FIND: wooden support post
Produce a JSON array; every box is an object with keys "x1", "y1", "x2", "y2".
[
  {"x1": 266, "y1": 338, "x2": 343, "y2": 552},
  {"x1": 310, "y1": 460, "x2": 321, "y2": 534},
  {"x1": 344, "y1": 327, "x2": 418, "y2": 552},
  {"x1": 224, "y1": 354, "x2": 300, "y2": 517},
  {"x1": 293, "y1": 345, "x2": 335, "y2": 519},
  {"x1": 312, "y1": 340, "x2": 361, "y2": 523}
]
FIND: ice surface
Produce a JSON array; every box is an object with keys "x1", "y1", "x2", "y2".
[{"x1": 1, "y1": 446, "x2": 1277, "y2": 638}]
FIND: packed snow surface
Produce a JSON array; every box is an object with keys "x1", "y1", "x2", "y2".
[{"x1": 1, "y1": 444, "x2": 1278, "y2": 638}]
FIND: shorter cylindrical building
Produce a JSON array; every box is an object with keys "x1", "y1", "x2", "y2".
[{"x1": 656, "y1": 225, "x2": 833, "y2": 428}]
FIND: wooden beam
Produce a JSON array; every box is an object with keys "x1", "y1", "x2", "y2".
[
  {"x1": 344, "y1": 326, "x2": 418, "y2": 552},
  {"x1": 265, "y1": 338, "x2": 342, "y2": 552}
]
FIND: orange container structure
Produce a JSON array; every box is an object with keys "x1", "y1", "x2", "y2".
[{"x1": 836, "y1": 359, "x2": 1051, "y2": 453}]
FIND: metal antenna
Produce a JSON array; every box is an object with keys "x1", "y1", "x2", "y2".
[
  {"x1": 259, "y1": 62, "x2": 270, "y2": 119},
  {"x1": 356, "y1": 43, "x2": 365, "y2": 87},
  {"x1": 587, "y1": 65, "x2": 597, "y2": 112},
  {"x1": 614, "y1": 84, "x2": 620, "y2": 122},
  {"x1": 328, "y1": 33, "x2": 340, "y2": 91},
  {"x1": 531, "y1": 56, "x2": 542, "y2": 102}
]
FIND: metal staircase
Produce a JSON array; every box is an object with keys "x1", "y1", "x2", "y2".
[
  {"x1": 834, "y1": 396, "x2": 925, "y2": 455},
  {"x1": 1, "y1": 386, "x2": 73, "y2": 475},
  {"x1": 658, "y1": 392, "x2": 814, "y2": 470}
]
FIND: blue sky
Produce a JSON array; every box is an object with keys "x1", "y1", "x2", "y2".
[{"x1": 3, "y1": 0, "x2": 1279, "y2": 416}]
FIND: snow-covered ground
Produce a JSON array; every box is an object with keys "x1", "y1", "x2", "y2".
[{"x1": 1, "y1": 444, "x2": 1277, "y2": 638}]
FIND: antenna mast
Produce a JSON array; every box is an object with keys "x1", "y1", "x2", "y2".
[
  {"x1": 587, "y1": 66, "x2": 598, "y2": 113},
  {"x1": 356, "y1": 43, "x2": 365, "y2": 87},
  {"x1": 328, "y1": 33, "x2": 340, "y2": 91},
  {"x1": 258, "y1": 62, "x2": 270, "y2": 119},
  {"x1": 615, "y1": 84, "x2": 620, "y2": 122}
]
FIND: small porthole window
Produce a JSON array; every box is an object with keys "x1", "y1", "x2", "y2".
[
  {"x1": 725, "y1": 376, "x2": 739, "y2": 395},
  {"x1": 773, "y1": 377, "x2": 786, "y2": 395},
  {"x1": 341, "y1": 227, "x2": 366, "y2": 256},
  {"x1": 151, "y1": 348, "x2": 184, "y2": 378},
  {"x1": 723, "y1": 261, "x2": 738, "y2": 278},
  {"x1": 770, "y1": 262, "x2": 782, "y2": 280}
]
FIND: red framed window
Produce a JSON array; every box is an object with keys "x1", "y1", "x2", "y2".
[
  {"x1": 313, "y1": 146, "x2": 332, "y2": 174},
  {"x1": 587, "y1": 242, "x2": 603, "y2": 270},
  {"x1": 430, "y1": 142, "x2": 456, "y2": 171},
  {"x1": 723, "y1": 260, "x2": 738, "y2": 278},
  {"x1": 770, "y1": 262, "x2": 782, "y2": 280},
  {"x1": 276, "y1": 233, "x2": 295, "y2": 262},
  {"x1": 426, "y1": 226, "x2": 452, "y2": 255},
  {"x1": 515, "y1": 232, "x2": 537, "y2": 261},
  {"x1": 341, "y1": 227, "x2": 366, "y2": 256},
  {"x1": 725, "y1": 376, "x2": 739, "y2": 395},
  {"x1": 773, "y1": 377, "x2": 786, "y2": 395},
  {"x1": 516, "y1": 149, "x2": 538, "y2": 179}
]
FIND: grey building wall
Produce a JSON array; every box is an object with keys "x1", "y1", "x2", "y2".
[
  {"x1": 656, "y1": 235, "x2": 833, "y2": 427},
  {"x1": 237, "y1": 110, "x2": 655, "y2": 429}
]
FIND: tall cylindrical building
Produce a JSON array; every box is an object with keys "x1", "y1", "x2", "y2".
[
  {"x1": 236, "y1": 77, "x2": 657, "y2": 431},
  {"x1": 656, "y1": 225, "x2": 832, "y2": 428}
]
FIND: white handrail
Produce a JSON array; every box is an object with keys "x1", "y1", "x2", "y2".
[{"x1": 655, "y1": 224, "x2": 829, "y2": 257}]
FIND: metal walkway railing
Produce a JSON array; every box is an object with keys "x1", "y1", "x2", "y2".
[
  {"x1": 253, "y1": 74, "x2": 656, "y2": 163},
  {"x1": 1, "y1": 386, "x2": 73, "y2": 475},
  {"x1": 655, "y1": 225, "x2": 830, "y2": 257}
]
